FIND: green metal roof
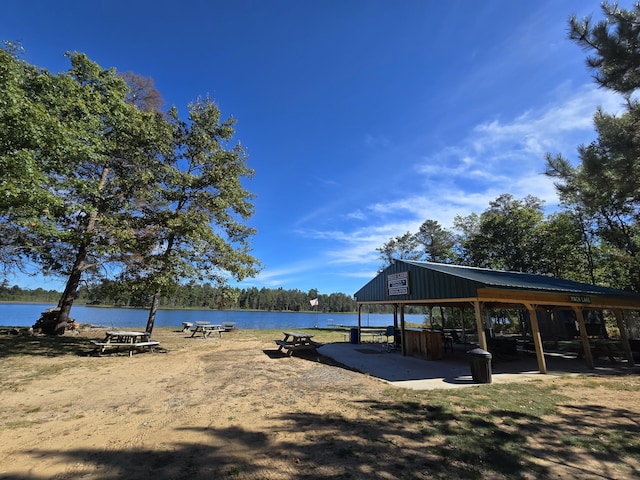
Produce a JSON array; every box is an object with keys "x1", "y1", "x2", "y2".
[{"x1": 354, "y1": 260, "x2": 640, "y2": 303}]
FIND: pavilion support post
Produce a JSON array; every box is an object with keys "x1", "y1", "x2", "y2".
[
  {"x1": 549, "y1": 309, "x2": 560, "y2": 349},
  {"x1": 473, "y1": 301, "x2": 488, "y2": 351},
  {"x1": 572, "y1": 306, "x2": 594, "y2": 369},
  {"x1": 459, "y1": 307, "x2": 466, "y2": 343},
  {"x1": 428, "y1": 306, "x2": 434, "y2": 329},
  {"x1": 524, "y1": 303, "x2": 547, "y2": 374},
  {"x1": 614, "y1": 309, "x2": 635, "y2": 366},
  {"x1": 393, "y1": 304, "x2": 398, "y2": 328},
  {"x1": 400, "y1": 303, "x2": 406, "y2": 356},
  {"x1": 357, "y1": 304, "x2": 362, "y2": 344}
]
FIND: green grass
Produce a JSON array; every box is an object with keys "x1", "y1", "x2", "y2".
[{"x1": 562, "y1": 428, "x2": 640, "y2": 459}]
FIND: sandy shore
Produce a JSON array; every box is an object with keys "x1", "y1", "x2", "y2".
[{"x1": 1, "y1": 327, "x2": 638, "y2": 479}]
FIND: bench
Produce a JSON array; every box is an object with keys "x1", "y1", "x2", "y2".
[
  {"x1": 191, "y1": 324, "x2": 224, "y2": 338},
  {"x1": 359, "y1": 330, "x2": 385, "y2": 343},
  {"x1": 274, "y1": 339, "x2": 320, "y2": 356},
  {"x1": 91, "y1": 339, "x2": 160, "y2": 356}
]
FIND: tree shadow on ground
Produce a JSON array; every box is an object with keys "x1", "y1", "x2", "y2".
[
  {"x1": 0, "y1": 334, "x2": 167, "y2": 358},
  {"x1": 5, "y1": 387, "x2": 640, "y2": 479},
  {"x1": 263, "y1": 348, "x2": 364, "y2": 374},
  {"x1": 0, "y1": 334, "x2": 96, "y2": 357}
]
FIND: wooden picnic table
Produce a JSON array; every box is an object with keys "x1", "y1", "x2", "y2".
[
  {"x1": 275, "y1": 331, "x2": 321, "y2": 356},
  {"x1": 576, "y1": 338, "x2": 624, "y2": 363},
  {"x1": 91, "y1": 330, "x2": 160, "y2": 356},
  {"x1": 190, "y1": 323, "x2": 224, "y2": 338}
]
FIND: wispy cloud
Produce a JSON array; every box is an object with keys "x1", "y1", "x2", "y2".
[
  {"x1": 305, "y1": 83, "x2": 624, "y2": 269},
  {"x1": 246, "y1": 82, "x2": 626, "y2": 292}
]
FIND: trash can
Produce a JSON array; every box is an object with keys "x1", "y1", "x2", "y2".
[
  {"x1": 467, "y1": 348, "x2": 492, "y2": 383},
  {"x1": 349, "y1": 327, "x2": 359, "y2": 344}
]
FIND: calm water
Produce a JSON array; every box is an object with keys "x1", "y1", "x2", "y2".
[{"x1": 0, "y1": 303, "x2": 426, "y2": 330}]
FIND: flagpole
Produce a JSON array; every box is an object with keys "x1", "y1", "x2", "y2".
[{"x1": 310, "y1": 298, "x2": 319, "y2": 329}]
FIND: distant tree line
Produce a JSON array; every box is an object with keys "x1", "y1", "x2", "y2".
[
  {"x1": 74, "y1": 281, "x2": 361, "y2": 312},
  {"x1": 0, "y1": 280, "x2": 375, "y2": 313},
  {"x1": 0, "y1": 281, "x2": 60, "y2": 303}
]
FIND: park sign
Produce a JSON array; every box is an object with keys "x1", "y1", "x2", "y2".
[
  {"x1": 569, "y1": 295, "x2": 591, "y2": 304},
  {"x1": 387, "y1": 271, "x2": 410, "y2": 296}
]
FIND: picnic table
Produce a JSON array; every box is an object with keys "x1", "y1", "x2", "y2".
[
  {"x1": 576, "y1": 338, "x2": 624, "y2": 363},
  {"x1": 275, "y1": 331, "x2": 321, "y2": 356},
  {"x1": 91, "y1": 331, "x2": 160, "y2": 356},
  {"x1": 190, "y1": 322, "x2": 224, "y2": 338},
  {"x1": 358, "y1": 328, "x2": 386, "y2": 343}
]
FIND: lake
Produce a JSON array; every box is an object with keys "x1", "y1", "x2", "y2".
[{"x1": 0, "y1": 303, "x2": 427, "y2": 330}]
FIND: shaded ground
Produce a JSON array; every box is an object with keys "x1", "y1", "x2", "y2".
[{"x1": 0, "y1": 327, "x2": 638, "y2": 479}]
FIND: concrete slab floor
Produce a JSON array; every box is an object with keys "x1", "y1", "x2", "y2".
[{"x1": 317, "y1": 342, "x2": 638, "y2": 390}]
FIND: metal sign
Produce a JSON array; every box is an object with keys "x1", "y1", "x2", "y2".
[
  {"x1": 387, "y1": 271, "x2": 409, "y2": 296},
  {"x1": 569, "y1": 295, "x2": 591, "y2": 304}
]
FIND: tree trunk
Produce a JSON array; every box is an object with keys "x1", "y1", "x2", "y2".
[
  {"x1": 35, "y1": 243, "x2": 88, "y2": 335},
  {"x1": 50, "y1": 168, "x2": 110, "y2": 334},
  {"x1": 145, "y1": 293, "x2": 160, "y2": 334}
]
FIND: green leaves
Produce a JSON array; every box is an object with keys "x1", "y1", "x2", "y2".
[{"x1": 1, "y1": 45, "x2": 259, "y2": 323}]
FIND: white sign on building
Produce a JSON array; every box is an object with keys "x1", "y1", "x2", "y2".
[{"x1": 387, "y1": 271, "x2": 409, "y2": 295}]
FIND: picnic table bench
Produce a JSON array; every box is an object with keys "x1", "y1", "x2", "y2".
[
  {"x1": 275, "y1": 331, "x2": 321, "y2": 356},
  {"x1": 190, "y1": 322, "x2": 224, "y2": 338},
  {"x1": 91, "y1": 331, "x2": 160, "y2": 356}
]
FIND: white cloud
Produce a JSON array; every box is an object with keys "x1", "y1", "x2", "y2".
[
  {"x1": 269, "y1": 82, "x2": 627, "y2": 289},
  {"x1": 305, "y1": 83, "x2": 624, "y2": 269}
]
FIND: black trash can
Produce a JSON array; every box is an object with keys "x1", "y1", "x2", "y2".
[
  {"x1": 467, "y1": 348, "x2": 492, "y2": 383},
  {"x1": 349, "y1": 327, "x2": 359, "y2": 344}
]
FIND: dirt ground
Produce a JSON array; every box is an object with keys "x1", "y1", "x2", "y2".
[{"x1": 0, "y1": 327, "x2": 638, "y2": 480}]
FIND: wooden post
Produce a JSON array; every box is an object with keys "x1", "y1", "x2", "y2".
[
  {"x1": 400, "y1": 304, "x2": 406, "y2": 356},
  {"x1": 572, "y1": 306, "x2": 594, "y2": 369},
  {"x1": 473, "y1": 301, "x2": 488, "y2": 350},
  {"x1": 393, "y1": 304, "x2": 398, "y2": 328},
  {"x1": 460, "y1": 307, "x2": 466, "y2": 343},
  {"x1": 614, "y1": 309, "x2": 635, "y2": 366},
  {"x1": 524, "y1": 303, "x2": 547, "y2": 374}
]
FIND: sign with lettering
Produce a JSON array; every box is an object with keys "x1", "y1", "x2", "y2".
[
  {"x1": 569, "y1": 295, "x2": 591, "y2": 304},
  {"x1": 387, "y1": 271, "x2": 410, "y2": 296}
]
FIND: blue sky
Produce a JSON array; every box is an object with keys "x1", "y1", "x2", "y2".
[{"x1": 1, "y1": 0, "x2": 632, "y2": 296}]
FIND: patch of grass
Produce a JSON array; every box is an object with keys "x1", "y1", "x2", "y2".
[
  {"x1": 3, "y1": 419, "x2": 35, "y2": 430},
  {"x1": 578, "y1": 375, "x2": 640, "y2": 391},
  {"x1": 363, "y1": 382, "x2": 569, "y2": 478},
  {"x1": 562, "y1": 429, "x2": 640, "y2": 459},
  {"x1": 63, "y1": 413, "x2": 86, "y2": 421},
  {"x1": 226, "y1": 465, "x2": 242, "y2": 476}
]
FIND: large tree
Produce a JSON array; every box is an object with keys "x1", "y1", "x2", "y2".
[
  {"x1": 376, "y1": 231, "x2": 422, "y2": 269},
  {"x1": 1, "y1": 48, "x2": 171, "y2": 333},
  {"x1": 454, "y1": 194, "x2": 545, "y2": 272},
  {"x1": 569, "y1": 1, "x2": 640, "y2": 96},
  {"x1": 546, "y1": 2, "x2": 640, "y2": 290},
  {"x1": 117, "y1": 97, "x2": 260, "y2": 333},
  {"x1": 414, "y1": 219, "x2": 456, "y2": 263},
  {"x1": 0, "y1": 44, "x2": 65, "y2": 272}
]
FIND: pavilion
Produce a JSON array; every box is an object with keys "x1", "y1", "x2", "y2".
[{"x1": 354, "y1": 260, "x2": 640, "y2": 373}]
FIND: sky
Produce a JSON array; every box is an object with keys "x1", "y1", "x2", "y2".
[{"x1": 1, "y1": 0, "x2": 634, "y2": 296}]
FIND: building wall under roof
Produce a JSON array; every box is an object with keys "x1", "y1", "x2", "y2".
[{"x1": 354, "y1": 261, "x2": 482, "y2": 303}]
